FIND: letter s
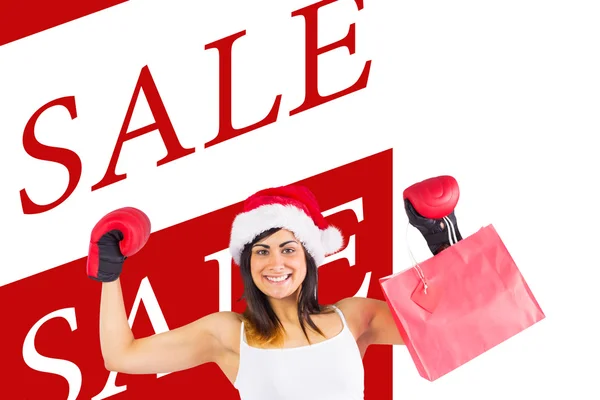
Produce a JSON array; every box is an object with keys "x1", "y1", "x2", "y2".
[
  {"x1": 20, "y1": 96, "x2": 82, "y2": 214},
  {"x1": 23, "y1": 308, "x2": 81, "y2": 400}
]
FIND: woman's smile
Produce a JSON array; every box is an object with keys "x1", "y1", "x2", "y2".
[{"x1": 263, "y1": 273, "x2": 292, "y2": 284}]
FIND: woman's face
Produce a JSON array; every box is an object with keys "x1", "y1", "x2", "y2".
[{"x1": 250, "y1": 229, "x2": 307, "y2": 300}]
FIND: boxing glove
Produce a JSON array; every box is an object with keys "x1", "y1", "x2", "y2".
[
  {"x1": 87, "y1": 207, "x2": 151, "y2": 282},
  {"x1": 403, "y1": 175, "x2": 462, "y2": 255}
]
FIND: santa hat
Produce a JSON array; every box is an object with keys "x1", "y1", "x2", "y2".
[{"x1": 229, "y1": 185, "x2": 344, "y2": 267}]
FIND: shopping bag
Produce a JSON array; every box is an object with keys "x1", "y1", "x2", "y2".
[{"x1": 379, "y1": 224, "x2": 545, "y2": 381}]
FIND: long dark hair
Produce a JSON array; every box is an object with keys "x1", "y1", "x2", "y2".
[{"x1": 239, "y1": 227, "x2": 334, "y2": 347}]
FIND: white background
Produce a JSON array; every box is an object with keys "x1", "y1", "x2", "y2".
[{"x1": 0, "y1": 0, "x2": 598, "y2": 399}]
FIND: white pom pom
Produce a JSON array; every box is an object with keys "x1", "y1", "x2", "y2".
[{"x1": 321, "y1": 225, "x2": 344, "y2": 255}]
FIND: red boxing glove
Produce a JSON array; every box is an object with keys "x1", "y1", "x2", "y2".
[
  {"x1": 87, "y1": 207, "x2": 151, "y2": 282},
  {"x1": 403, "y1": 175, "x2": 459, "y2": 219},
  {"x1": 403, "y1": 175, "x2": 462, "y2": 255}
]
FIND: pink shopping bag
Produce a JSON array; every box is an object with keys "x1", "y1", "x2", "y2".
[{"x1": 380, "y1": 224, "x2": 545, "y2": 381}]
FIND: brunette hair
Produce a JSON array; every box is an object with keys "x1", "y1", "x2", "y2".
[{"x1": 238, "y1": 227, "x2": 334, "y2": 347}]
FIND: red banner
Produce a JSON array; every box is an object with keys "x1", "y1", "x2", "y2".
[
  {"x1": 0, "y1": 1, "x2": 129, "y2": 47},
  {"x1": 1, "y1": 149, "x2": 394, "y2": 399}
]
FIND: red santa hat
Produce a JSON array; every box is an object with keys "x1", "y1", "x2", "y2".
[{"x1": 229, "y1": 185, "x2": 344, "y2": 267}]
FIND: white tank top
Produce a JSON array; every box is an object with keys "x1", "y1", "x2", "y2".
[{"x1": 234, "y1": 306, "x2": 365, "y2": 400}]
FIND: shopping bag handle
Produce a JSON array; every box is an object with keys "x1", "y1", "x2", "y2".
[{"x1": 406, "y1": 222, "x2": 430, "y2": 294}]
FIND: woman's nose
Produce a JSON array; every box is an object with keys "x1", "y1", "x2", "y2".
[{"x1": 267, "y1": 252, "x2": 285, "y2": 269}]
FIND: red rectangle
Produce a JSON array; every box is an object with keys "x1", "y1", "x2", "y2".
[
  {"x1": 0, "y1": 0, "x2": 129, "y2": 47},
  {"x1": 1, "y1": 149, "x2": 394, "y2": 399}
]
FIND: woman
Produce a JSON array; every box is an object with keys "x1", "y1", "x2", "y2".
[{"x1": 89, "y1": 183, "x2": 461, "y2": 399}]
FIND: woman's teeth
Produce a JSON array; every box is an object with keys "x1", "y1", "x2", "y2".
[{"x1": 265, "y1": 274, "x2": 290, "y2": 283}]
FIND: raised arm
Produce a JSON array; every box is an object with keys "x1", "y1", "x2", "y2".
[
  {"x1": 100, "y1": 279, "x2": 236, "y2": 374},
  {"x1": 87, "y1": 207, "x2": 238, "y2": 375}
]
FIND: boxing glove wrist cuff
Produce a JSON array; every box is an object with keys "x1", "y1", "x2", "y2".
[{"x1": 423, "y1": 222, "x2": 463, "y2": 255}]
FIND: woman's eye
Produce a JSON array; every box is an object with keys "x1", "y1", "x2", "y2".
[
  {"x1": 256, "y1": 249, "x2": 268, "y2": 256},
  {"x1": 282, "y1": 248, "x2": 295, "y2": 254}
]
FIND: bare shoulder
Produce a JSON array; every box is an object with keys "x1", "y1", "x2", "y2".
[
  {"x1": 203, "y1": 311, "x2": 243, "y2": 352},
  {"x1": 334, "y1": 297, "x2": 381, "y2": 339},
  {"x1": 204, "y1": 310, "x2": 243, "y2": 324},
  {"x1": 335, "y1": 296, "x2": 383, "y2": 316},
  {"x1": 335, "y1": 296, "x2": 366, "y2": 314}
]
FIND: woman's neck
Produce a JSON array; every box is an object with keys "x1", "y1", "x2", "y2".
[{"x1": 268, "y1": 293, "x2": 301, "y2": 324}]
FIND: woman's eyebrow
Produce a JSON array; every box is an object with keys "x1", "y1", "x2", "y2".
[{"x1": 252, "y1": 240, "x2": 297, "y2": 249}]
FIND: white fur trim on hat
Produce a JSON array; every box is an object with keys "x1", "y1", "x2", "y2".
[
  {"x1": 229, "y1": 204, "x2": 343, "y2": 267},
  {"x1": 321, "y1": 225, "x2": 344, "y2": 255}
]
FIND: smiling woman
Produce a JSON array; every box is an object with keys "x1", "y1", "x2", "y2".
[
  {"x1": 227, "y1": 185, "x2": 349, "y2": 354},
  {"x1": 239, "y1": 227, "x2": 332, "y2": 349},
  {"x1": 85, "y1": 181, "x2": 467, "y2": 400}
]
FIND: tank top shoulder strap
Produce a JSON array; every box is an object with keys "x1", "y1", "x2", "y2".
[
  {"x1": 239, "y1": 319, "x2": 247, "y2": 347},
  {"x1": 330, "y1": 305, "x2": 349, "y2": 329}
]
